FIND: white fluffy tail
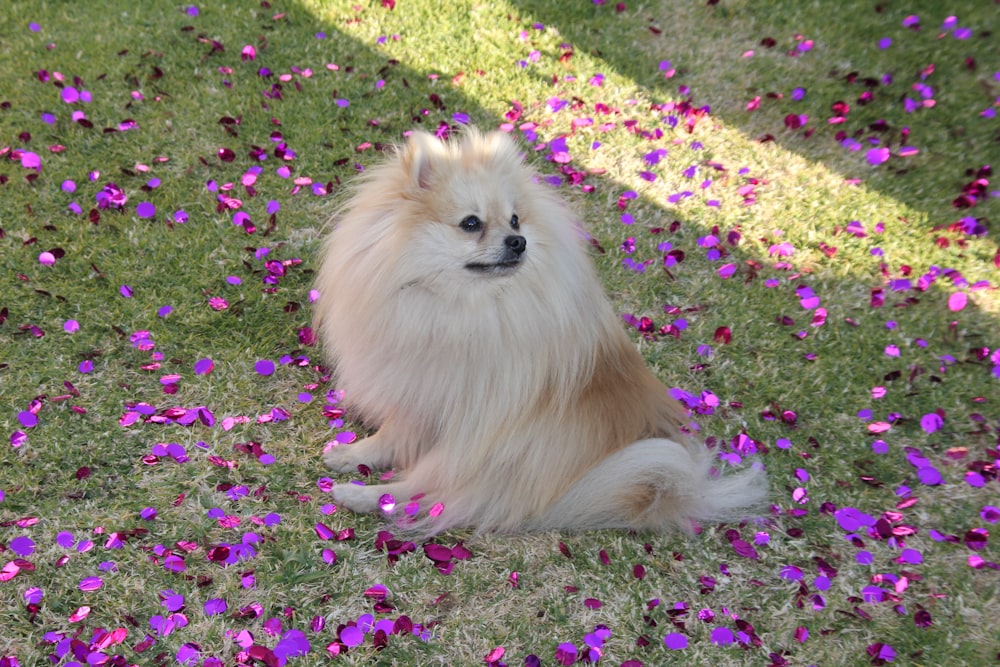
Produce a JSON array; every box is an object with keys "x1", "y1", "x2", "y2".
[{"x1": 529, "y1": 439, "x2": 767, "y2": 532}]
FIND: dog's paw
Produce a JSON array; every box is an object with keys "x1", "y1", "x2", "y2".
[
  {"x1": 323, "y1": 444, "x2": 367, "y2": 472},
  {"x1": 331, "y1": 483, "x2": 380, "y2": 514},
  {"x1": 322, "y1": 435, "x2": 391, "y2": 472}
]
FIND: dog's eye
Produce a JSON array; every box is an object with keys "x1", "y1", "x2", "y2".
[
  {"x1": 510, "y1": 214, "x2": 519, "y2": 230},
  {"x1": 459, "y1": 215, "x2": 482, "y2": 233}
]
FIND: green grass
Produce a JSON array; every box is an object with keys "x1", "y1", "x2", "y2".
[{"x1": 1, "y1": 0, "x2": 998, "y2": 665}]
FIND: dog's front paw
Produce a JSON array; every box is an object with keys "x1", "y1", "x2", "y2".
[
  {"x1": 322, "y1": 434, "x2": 391, "y2": 472},
  {"x1": 323, "y1": 444, "x2": 367, "y2": 473},
  {"x1": 332, "y1": 483, "x2": 381, "y2": 514}
]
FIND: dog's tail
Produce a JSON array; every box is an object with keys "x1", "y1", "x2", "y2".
[{"x1": 529, "y1": 439, "x2": 768, "y2": 533}]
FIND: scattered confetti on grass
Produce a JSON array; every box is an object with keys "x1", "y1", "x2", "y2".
[{"x1": 1, "y1": 0, "x2": 998, "y2": 665}]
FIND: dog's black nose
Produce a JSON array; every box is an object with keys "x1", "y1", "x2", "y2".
[{"x1": 505, "y1": 235, "x2": 527, "y2": 256}]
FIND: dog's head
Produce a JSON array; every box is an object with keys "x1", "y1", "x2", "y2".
[{"x1": 389, "y1": 130, "x2": 549, "y2": 286}]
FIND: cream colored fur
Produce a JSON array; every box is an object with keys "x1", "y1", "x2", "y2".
[{"x1": 313, "y1": 129, "x2": 766, "y2": 534}]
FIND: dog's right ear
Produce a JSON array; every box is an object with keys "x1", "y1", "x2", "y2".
[{"x1": 401, "y1": 131, "x2": 443, "y2": 191}]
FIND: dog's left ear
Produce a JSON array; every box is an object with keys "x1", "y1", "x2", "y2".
[{"x1": 401, "y1": 131, "x2": 443, "y2": 190}]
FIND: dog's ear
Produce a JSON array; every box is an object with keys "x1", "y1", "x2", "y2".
[{"x1": 401, "y1": 131, "x2": 443, "y2": 190}]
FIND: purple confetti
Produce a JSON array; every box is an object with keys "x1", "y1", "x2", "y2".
[{"x1": 136, "y1": 202, "x2": 156, "y2": 218}]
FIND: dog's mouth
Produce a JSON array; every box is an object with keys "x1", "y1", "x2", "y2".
[
  {"x1": 464, "y1": 259, "x2": 522, "y2": 274},
  {"x1": 465, "y1": 234, "x2": 526, "y2": 275}
]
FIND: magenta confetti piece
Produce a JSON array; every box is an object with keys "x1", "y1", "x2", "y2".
[
  {"x1": 866, "y1": 147, "x2": 890, "y2": 165},
  {"x1": 340, "y1": 625, "x2": 363, "y2": 647},
  {"x1": 68, "y1": 606, "x2": 91, "y2": 622},
  {"x1": 10, "y1": 536, "x2": 35, "y2": 556},
  {"x1": 120, "y1": 285, "x2": 133, "y2": 298},
  {"x1": 21, "y1": 151, "x2": 41, "y2": 170},
  {"x1": 920, "y1": 413, "x2": 943, "y2": 433},
  {"x1": 916, "y1": 466, "x2": 943, "y2": 485},
  {"x1": 17, "y1": 411, "x2": 38, "y2": 428},
  {"x1": 710, "y1": 627, "x2": 735, "y2": 646},
  {"x1": 194, "y1": 358, "x2": 214, "y2": 375},
  {"x1": 314, "y1": 522, "x2": 335, "y2": 540},
  {"x1": 868, "y1": 644, "x2": 896, "y2": 662},
  {"x1": 79, "y1": 576, "x2": 103, "y2": 592},
  {"x1": 555, "y1": 643, "x2": 577, "y2": 666},
  {"x1": 484, "y1": 646, "x2": 505, "y2": 663},
  {"x1": 204, "y1": 598, "x2": 227, "y2": 616},
  {"x1": 947, "y1": 292, "x2": 967, "y2": 311}
]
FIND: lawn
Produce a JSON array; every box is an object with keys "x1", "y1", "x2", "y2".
[{"x1": 1, "y1": 0, "x2": 998, "y2": 665}]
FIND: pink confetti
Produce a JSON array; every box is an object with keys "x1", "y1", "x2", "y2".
[
  {"x1": 947, "y1": 292, "x2": 967, "y2": 311},
  {"x1": 68, "y1": 606, "x2": 91, "y2": 622},
  {"x1": 21, "y1": 151, "x2": 41, "y2": 170}
]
